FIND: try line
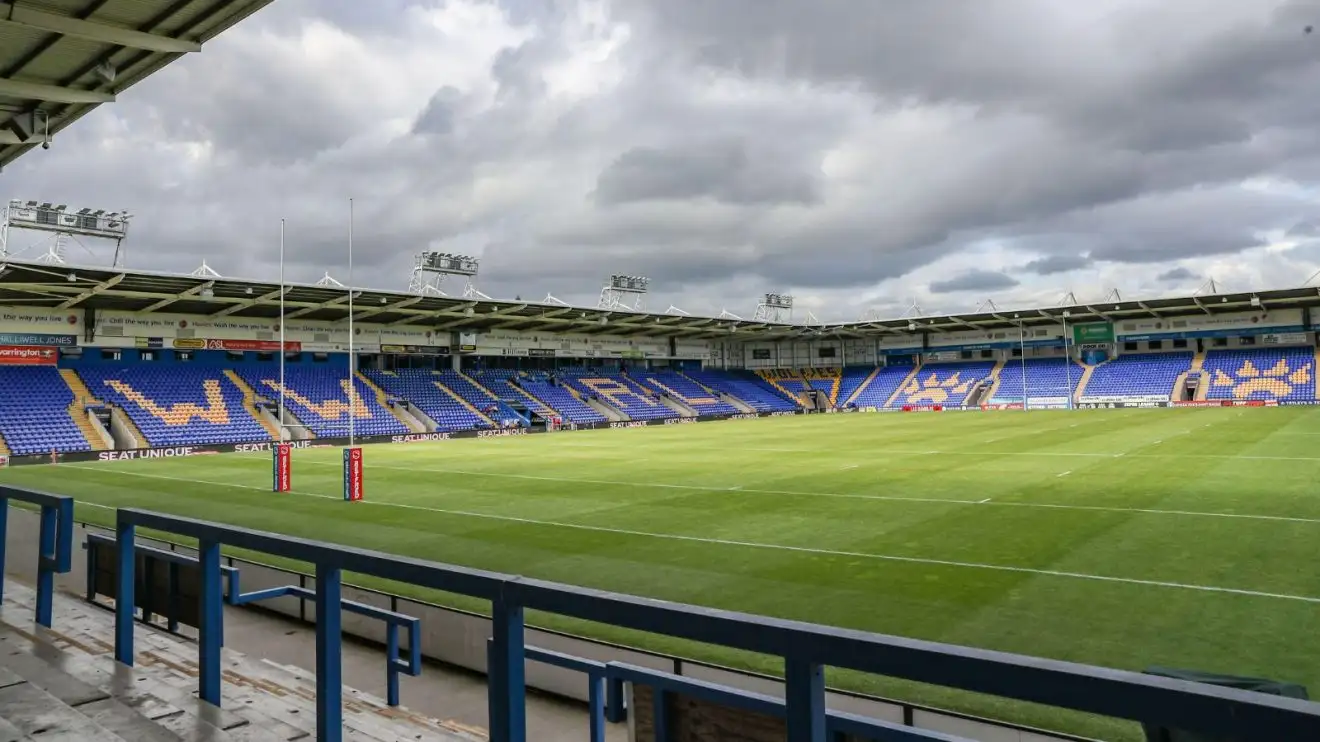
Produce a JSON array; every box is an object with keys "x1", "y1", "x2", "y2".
[{"x1": 58, "y1": 465, "x2": 1320, "y2": 606}]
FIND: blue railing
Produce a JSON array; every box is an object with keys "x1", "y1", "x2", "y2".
[
  {"x1": 84, "y1": 533, "x2": 421, "y2": 706},
  {"x1": 0, "y1": 485, "x2": 73, "y2": 627},
  {"x1": 106, "y1": 505, "x2": 1320, "y2": 742}
]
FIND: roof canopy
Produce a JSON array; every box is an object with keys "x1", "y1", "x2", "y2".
[
  {"x1": 0, "y1": 0, "x2": 275, "y2": 170},
  {"x1": 0, "y1": 259, "x2": 1313, "y2": 342}
]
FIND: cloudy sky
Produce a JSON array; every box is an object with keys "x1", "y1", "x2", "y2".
[{"x1": 4, "y1": 0, "x2": 1320, "y2": 321}]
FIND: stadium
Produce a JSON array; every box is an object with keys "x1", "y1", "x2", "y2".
[{"x1": 2, "y1": 3, "x2": 1320, "y2": 742}]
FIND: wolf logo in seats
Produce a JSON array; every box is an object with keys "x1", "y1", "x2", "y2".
[
  {"x1": 902, "y1": 371, "x2": 975, "y2": 405},
  {"x1": 261, "y1": 379, "x2": 372, "y2": 420},
  {"x1": 1212, "y1": 358, "x2": 1312, "y2": 399},
  {"x1": 104, "y1": 379, "x2": 231, "y2": 426}
]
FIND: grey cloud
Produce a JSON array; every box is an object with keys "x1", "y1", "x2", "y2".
[
  {"x1": 1022, "y1": 254, "x2": 1093, "y2": 276},
  {"x1": 8, "y1": 0, "x2": 1320, "y2": 322},
  {"x1": 594, "y1": 139, "x2": 820, "y2": 207},
  {"x1": 1157, "y1": 267, "x2": 1198, "y2": 282},
  {"x1": 929, "y1": 270, "x2": 1019, "y2": 295}
]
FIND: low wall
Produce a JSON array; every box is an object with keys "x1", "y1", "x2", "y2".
[{"x1": 2, "y1": 507, "x2": 1089, "y2": 742}]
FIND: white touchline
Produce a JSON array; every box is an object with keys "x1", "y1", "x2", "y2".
[
  {"x1": 168, "y1": 457, "x2": 1320, "y2": 527},
  {"x1": 1057, "y1": 471, "x2": 1071, "y2": 477},
  {"x1": 57, "y1": 466, "x2": 1320, "y2": 605}
]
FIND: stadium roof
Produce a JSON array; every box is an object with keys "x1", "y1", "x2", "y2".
[
  {"x1": 1, "y1": 259, "x2": 1319, "y2": 341},
  {"x1": 0, "y1": 0, "x2": 275, "y2": 170}
]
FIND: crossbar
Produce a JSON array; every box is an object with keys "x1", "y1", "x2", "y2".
[
  {"x1": 109, "y1": 505, "x2": 1320, "y2": 742},
  {"x1": 0, "y1": 486, "x2": 74, "y2": 626}
]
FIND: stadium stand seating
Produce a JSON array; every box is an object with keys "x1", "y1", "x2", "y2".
[
  {"x1": 889, "y1": 362, "x2": 996, "y2": 407},
  {"x1": 239, "y1": 368, "x2": 409, "y2": 438},
  {"x1": 364, "y1": 369, "x2": 494, "y2": 432},
  {"x1": 437, "y1": 371, "x2": 527, "y2": 425},
  {"x1": 845, "y1": 364, "x2": 917, "y2": 408},
  {"x1": 1079, "y1": 352, "x2": 1192, "y2": 401},
  {"x1": 518, "y1": 375, "x2": 610, "y2": 424},
  {"x1": 1204, "y1": 347, "x2": 1316, "y2": 402},
  {"x1": 0, "y1": 367, "x2": 93, "y2": 455},
  {"x1": 992, "y1": 358, "x2": 1085, "y2": 405},
  {"x1": 77, "y1": 367, "x2": 268, "y2": 447},
  {"x1": 467, "y1": 369, "x2": 562, "y2": 421},
  {"x1": 685, "y1": 369, "x2": 799, "y2": 412},
  {"x1": 836, "y1": 366, "x2": 874, "y2": 406},
  {"x1": 629, "y1": 369, "x2": 740, "y2": 415},
  {"x1": 558, "y1": 368, "x2": 677, "y2": 420}
]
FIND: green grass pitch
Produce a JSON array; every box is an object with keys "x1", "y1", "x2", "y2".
[{"x1": 4, "y1": 407, "x2": 1319, "y2": 740}]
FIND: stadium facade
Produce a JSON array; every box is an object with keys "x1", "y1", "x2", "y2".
[{"x1": 0, "y1": 257, "x2": 1315, "y2": 465}]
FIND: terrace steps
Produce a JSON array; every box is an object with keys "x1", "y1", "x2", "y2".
[
  {"x1": 0, "y1": 581, "x2": 479, "y2": 742},
  {"x1": 356, "y1": 372, "x2": 424, "y2": 433},
  {"x1": 637, "y1": 377, "x2": 699, "y2": 416},
  {"x1": 884, "y1": 365, "x2": 922, "y2": 408},
  {"x1": 111, "y1": 407, "x2": 148, "y2": 449},
  {"x1": 841, "y1": 367, "x2": 879, "y2": 406},
  {"x1": 431, "y1": 380, "x2": 496, "y2": 426},
  {"x1": 983, "y1": 360, "x2": 1006, "y2": 401},
  {"x1": 222, "y1": 370, "x2": 283, "y2": 440},
  {"x1": 501, "y1": 380, "x2": 558, "y2": 418},
  {"x1": 1073, "y1": 360, "x2": 1102, "y2": 400},
  {"x1": 60, "y1": 369, "x2": 110, "y2": 451},
  {"x1": 0, "y1": 433, "x2": 8, "y2": 457},
  {"x1": 565, "y1": 384, "x2": 627, "y2": 421},
  {"x1": 756, "y1": 371, "x2": 804, "y2": 408}
]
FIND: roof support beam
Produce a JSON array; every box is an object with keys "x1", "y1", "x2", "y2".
[
  {"x1": 212, "y1": 288, "x2": 287, "y2": 317},
  {"x1": 140, "y1": 281, "x2": 212, "y2": 312},
  {"x1": 284, "y1": 292, "x2": 353, "y2": 320},
  {"x1": 0, "y1": 4, "x2": 201, "y2": 53},
  {"x1": 0, "y1": 76, "x2": 113, "y2": 104},
  {"x1": 353, "y1": 296, "x2": 422, "y2": 322},
  {"x1": 56, "y1": 272, "x2": 123, "y2": 308}
]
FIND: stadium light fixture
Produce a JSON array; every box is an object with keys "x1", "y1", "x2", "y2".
[{"x1": 2, "y1": 198, "x2": 134, "y2": 266}]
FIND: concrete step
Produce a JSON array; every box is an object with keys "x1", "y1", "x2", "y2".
[{"x1": 0, "y1": 582, "x2": 482, "y2": 742}]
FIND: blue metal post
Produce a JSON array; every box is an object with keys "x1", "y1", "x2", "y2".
[
  {"x1": 113, "y1": 519, "x2": 135, "y2": 666},
  {"x1": 587, "y1": 674, "x2": 606, "y2": 742},
  {"x1": 0, "y1": 496, "x2": 8, "y2": 606},
  {"x1": 315, "y1": 564, "x2": 343, "y2": 742},
  {"x1": 605, "y1": 675, "x2": 626, "y2": 723},
  {"x1": 198, "y1": 539, "x2": 223, "y2": 706},
  {"x1": 652, "y1": 688, "x2": 669, "y2": 742},
  {"x1": 785, "y1": 657, "x2": 827, "y2": 742},
  {"x1": 386, "y1": 623, "x2": 400, "y2": 707},
  {"x1": 34, "y1": 505, "x2": 55, "y2": 626},
  {"x1": 487, "y1": 593, "x2": 526, "y2": 742}
]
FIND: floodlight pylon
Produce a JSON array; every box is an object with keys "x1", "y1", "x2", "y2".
[
  {"x1": 408, "y1": 251, "x2": 490, "y2": 299},
  {"x1": 598, "y1": 274, "x2": 649, "y2": 311}
]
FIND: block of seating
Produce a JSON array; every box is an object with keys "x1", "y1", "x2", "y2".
[
  {"x1": 557, "y1": 369, "x2": 677, "y2": 420},
  {"x1": 847, "y1": 365, "x2": 916, "y2": 408},
  {"x1": 1080, "y1": 352, "x2": 1191, "y2": 402},
  {"x1": 888, "y1": 361, "x2": 996, "y2": 408},
  {"x1": 239, "y1": 368, "x2": 408, "y2": 438},
  {"x1": 1203, "y1": 348, "x2": 1315, "y2": 402},
  {"x1": 78, "y1": 366, "x2": 266, "y2": 447},
  {"x1": 0, "y1": 367, "x2": 92, "y2": 455},
  {"x1": 468, "y1": 369, "x2": 561, "y2": 421},
  {"x1": 362, "y1": 370, "x2": 491, "y2": 433},
  {"x1": 518, "y1": 378, "x2": 609, "y2": 423},
  {"x1": 630, "y1": 371, "x2": 740, "y2": 415},
  {"x1": 993, "y1": 358, "x2": 1085, "y2": 405},
  {"x1": 684, "y1": 370, "x2": 799, "y2": 412}
]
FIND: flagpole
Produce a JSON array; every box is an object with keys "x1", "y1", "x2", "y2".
[
  {"x1": 348, "y1": 198, "x2": 355, "y2": 447},
  {"x1": 279, "y1": 218, "x2": 286, "y2": 440}
]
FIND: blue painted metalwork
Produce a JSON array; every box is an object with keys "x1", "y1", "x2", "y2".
[
  {"x1": 0, "y1": 486, "x2": 74, "y2": 628},
  {"x1": 108, "y1": 506, "x2": 1320, "y2": 742},
  {"x1": 84, "y1": 533, "x2": 420, "y2": 708}
]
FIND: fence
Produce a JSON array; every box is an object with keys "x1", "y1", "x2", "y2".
[
  {"x1": 0, "y1": 484, "x2": 73, "y2": 626},
  {"x1": 99, "y1": 502, "x2": 1320, "y2": 742}
]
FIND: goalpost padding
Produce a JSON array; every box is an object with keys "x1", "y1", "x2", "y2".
[
  {"x1": 272, "y1": 444, "x2": 292, "y2": 492},
  {"x1": 343, "y1": 447, "x2": 363, "y2": 501}
]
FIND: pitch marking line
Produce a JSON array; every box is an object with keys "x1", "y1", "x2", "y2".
[
  {"x1": 206, "y1": 457, "x2": 1320, "y2": 528},
  {"x1": 61, "y1": 467, "x2": 1320, "y2": 606},
  {"x1": 1057, "y1": 471, "x2": 1071, "y2": 478}
]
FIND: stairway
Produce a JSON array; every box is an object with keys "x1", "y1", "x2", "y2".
[
  {"x1": 982, "y1": 360, "x2": 1007, "y2": 402},
  {"x1": 0, "y1": 580, "x2": 480, "y2": 742},
  {"x1": 1073, "y1": 360, "x2": 1102, "y2": 401},
  {"x1": 0, "y1": 433, "x2": 9, "y2": 457},
  {"x1": 682, "y1": 372, "x2": 755, "y2": 412},
  {"x1": 884, "y1": 365, "x2": 923, "y2": 408},
  {"x1": 357, "y1": 372, "x2": 424, "y2": 432},
  {"x1": 757, "y1": 371, "x2": 804, "y2": 408},
  {"x1": 432, "y1": 380, "x2": 496, "y2": 426},
  {"x1": 842, "y1": 367, "x2": 878, "y2": 407},
  {"x1": 222, "y1": 370, "x2": 283, "y2": 440},
  {"x1": 565, "y1": 384, "x2": 627, "y2": 421},
  {"x1": 1169, "y1": 350, "x2": 1208, "y2": 402},
  {"x1": 502, "y1": 381, "x2": 558, "y2": 418},
  {"x1": 59, "y1": 369, "x2": 110, "y2": 451}
]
